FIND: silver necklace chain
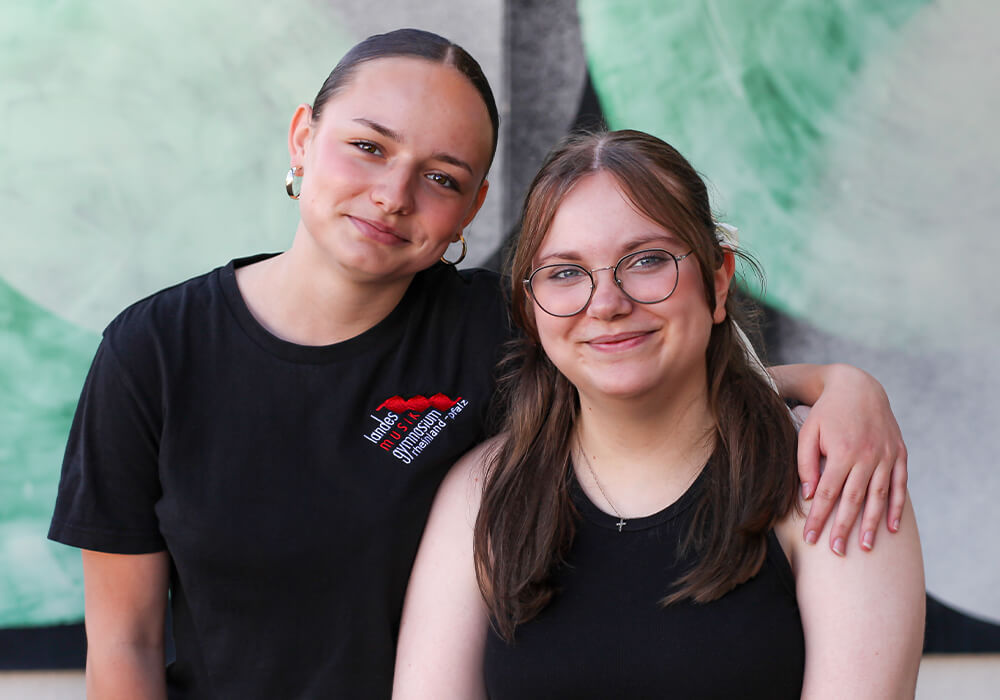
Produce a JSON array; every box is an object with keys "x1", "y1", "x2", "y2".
[{"x1": 576, "y1": 437, "x2": 627, "y2": 533}]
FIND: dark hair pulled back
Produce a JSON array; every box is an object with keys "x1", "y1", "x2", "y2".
[{"x1": 312, "y1": 28, "x2": 500, "y2": 171}]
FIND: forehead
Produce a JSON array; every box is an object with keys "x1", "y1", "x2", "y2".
[
  {"x1": 537, "y1": 172, "x2": 679, "y2": 258},
  {"x1": 323, "y1": 56, "x2": 494, "y2": 175}
]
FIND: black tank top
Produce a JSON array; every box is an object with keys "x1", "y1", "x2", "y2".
[{"x1": 483, "y1": 468, "x2": 804, "y2": 699}]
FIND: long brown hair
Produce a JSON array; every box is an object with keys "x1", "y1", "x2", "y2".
[{"x1": 475, "y1": 130, "x2": 800, "y2": 642}]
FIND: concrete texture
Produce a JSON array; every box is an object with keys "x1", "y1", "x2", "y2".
[
  {"x1": 770, "y1": 309, "x2": 1000, "y2": 625},
  {"x1": 504, "y1": 0, "x2": 588, "y2": 232}
]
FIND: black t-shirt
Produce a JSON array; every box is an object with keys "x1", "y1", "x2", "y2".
[
  {"x1": 49, "y1": 256, "x2": 510, "y2": 699},
  {"x1": 484, "y1": 468, "x2": 805, "y2": 699}
]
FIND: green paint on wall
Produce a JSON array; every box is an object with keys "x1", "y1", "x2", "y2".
[
  {"x1": 0, "y1": 279, "x2": 97, "y2": 625},
  {"x1": 0, "y1": 0, "x2": 354, "y2": 334},
  {"x1": 577, "y1": 0, "x2": 966, "y2": 346}
]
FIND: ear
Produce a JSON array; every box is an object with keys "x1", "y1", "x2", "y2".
[
  {"x1": 460, "y1": 178, "x2": 490, "y2": 232},
  {"x1": 288, "y1": 104, "x2": 314, "y2": 164},
  {"x1": 712, "y1": 248, "x2": 736, "y2": 324}
]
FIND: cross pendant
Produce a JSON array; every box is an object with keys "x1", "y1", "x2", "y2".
[{"x1": 616, "y1": 518, "x2": 626, "y2": 532}]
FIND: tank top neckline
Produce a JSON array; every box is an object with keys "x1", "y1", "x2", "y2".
[{"x1": 568, "y1": 461, "x2": 708, "y2": 533}]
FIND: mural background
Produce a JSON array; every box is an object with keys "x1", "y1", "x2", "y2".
[{"x1": 1, "y1": 0, "x2": 997, "y2": 674}]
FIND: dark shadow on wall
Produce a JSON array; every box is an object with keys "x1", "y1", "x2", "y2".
[
  {"x1": 924, "y1": 595, "x2": 1000, "y2": 653},
  {"x1": 483, "y1": 66, "x2": 606, "y2": 272},
  {"x1": 0, "y1": 623, "x2": 85, "y2": 670},
  {"x1": 0, "y1": 611, "x2": 175, "y2": 670}
]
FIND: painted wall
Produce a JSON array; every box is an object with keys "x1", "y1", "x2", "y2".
[{"x1": 2, "y1": 0, "x2": 998, "y2": 665}]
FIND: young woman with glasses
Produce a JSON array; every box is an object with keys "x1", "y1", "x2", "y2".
[
  {"x1": 394, "y1": 130, "x2": 924, "y2": 698},
  {"x1": 51, "y1": 30, "x2": 909, "y2": 699}
]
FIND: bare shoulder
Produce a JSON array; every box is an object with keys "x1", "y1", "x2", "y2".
[
  {"x1": 774, "y1": 491, "x2": 922, "y2": 575},
  {"x1": 434, "y1": 435, "x2": 507, "y2": 524},
  {"x1": 775, "y1": 493, "x2": 924, "y2": 699},
  {"x1": 394, "y1": 440, "x2": 502, "y2": 699},
  {"x1": 449, "y1": 435, "x2": 505, "y2": 482}
]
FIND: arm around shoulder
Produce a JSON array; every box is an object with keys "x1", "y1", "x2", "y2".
[
  {"x1": 777, "y1": 492, "x2": 924, "y2": 700},
  {"x1": 82, "y1": 549, "x2": 170, "y2": 700},
  {"x1": 392, "y1": 439, "x2": 500, "y2": 700},
  {"x1": 770, "y1": 362, "x2": 908, "y2": 555}
]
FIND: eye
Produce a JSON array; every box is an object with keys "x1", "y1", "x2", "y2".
[
  {"x1": 350, "y1": 140, "x2": 382, "y2": 156},
  {"x1": 543, "y1": 265, "x2": 589, "y2": 284},
  {"x1": 425, "y1": 172, "x2": 460, "y2": 192},
  {"x1": 625, "y1": 250, "x2": 672, "y2": 271}
]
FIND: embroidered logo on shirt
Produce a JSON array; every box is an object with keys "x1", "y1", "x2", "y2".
[
  {"x1": 363, "y1": 394, "x2": 469, "y2": 464},
  {"x1": 376, "y1": 393, "x2": 460, "y2": 412}
]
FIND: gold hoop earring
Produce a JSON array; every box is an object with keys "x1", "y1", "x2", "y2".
[
  {"x1": 285, "y1": 166, "x2": 303, "y2": 200},
  {"x1": 440, "y1": 234, "x2": 467, "y2": 265}
]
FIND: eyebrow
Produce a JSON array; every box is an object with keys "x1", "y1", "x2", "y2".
[
  {"x1": 352, "y1": 118, "x2": 474, "y2": 175},
  {"x1": 354, "y1": 117, "x2": 403, "y2": 142},
  {"x1": 536, "y1": 233, "x2": 683, "y2": 265}
]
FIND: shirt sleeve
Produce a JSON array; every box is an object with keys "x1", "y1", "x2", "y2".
[{"x1": 48, "y1": 332, "x2": 166, "y2": 554}]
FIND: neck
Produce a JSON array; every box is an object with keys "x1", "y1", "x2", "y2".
[
  {"x1": 573, "y1": 372, "x2": 715, "y2": 517},
  {"x1": 236, "y1": 228, "x2": 415, "y2": 346}
]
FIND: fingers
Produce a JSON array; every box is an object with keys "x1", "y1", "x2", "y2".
[
  {"x1": 825, "y1": 467, "x2": 870, "y2": 556},
  {"x1": 795, "y1": 407, "x2": 819, "y2": 501},
  {"x1": 887, "y1": 449, "x2": 908, "y2": 533},
  {"x1": 857, "y1": 464, "x2": 892, "y2": 551},
  {"x1": 801, "y1": 455, "x2": 843, "y2": 548},
  {"x1": 791, "y1": 368, "x2": 911, "y2": 554}
]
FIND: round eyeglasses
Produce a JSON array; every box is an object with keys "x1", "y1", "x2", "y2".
[{"x1": 523, "y1": 248, "x2": 692, "y2": 317}]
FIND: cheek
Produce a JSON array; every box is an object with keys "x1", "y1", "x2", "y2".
[
  {"x1": 675, "y1": 270, "x2": 715, "y2": 316},
  {"x1": 531, "y1": 306, "x2": 557, "y2": 344},
  {"x1": 426, "y1": 193, "x2": 481, "y2": 239},
  {"x1": 309, "y1": 142, "x2": 370, "y2": 186},
  {"x1": 423, "y1": 205, "x2": 464, "y2": 242},
  {"x1": 534, "y1": 316, "x2": 577, "y2": 368}
]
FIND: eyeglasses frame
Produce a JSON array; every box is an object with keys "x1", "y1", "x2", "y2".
[{"x1": 523, "y1": 248, "x2": 693, "y2": 318}]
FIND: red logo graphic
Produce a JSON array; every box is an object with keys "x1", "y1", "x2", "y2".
[{"x1": 377, "y1": 393, "x2": 461, "y2": 413}]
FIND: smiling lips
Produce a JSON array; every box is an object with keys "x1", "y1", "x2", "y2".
[
  {"x1": 584, "y1": 330, "x2": 653, "y2": 351},
  {"x1": 349, "y1": 215, "x2": 409, "y2": 245}
]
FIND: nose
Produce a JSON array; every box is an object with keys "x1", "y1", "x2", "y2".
[
  {"x1": 585, "y1": 267, "x2": 632, "y2": 319},
  {"x1": 371, "y1": 164, "x2": 415, "y2": 215}
]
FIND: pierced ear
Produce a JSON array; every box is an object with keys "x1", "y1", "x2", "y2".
[
  {"x1": 712, "y1": 248, "x2": 736, "y2": 324},
  {"x1": 288, "y1": 104, "x2": 314, "y2": 161}
]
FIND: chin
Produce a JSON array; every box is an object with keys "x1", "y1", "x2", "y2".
[{"x1": 575, "y1": 374, "x2": 664, "y2": 403}]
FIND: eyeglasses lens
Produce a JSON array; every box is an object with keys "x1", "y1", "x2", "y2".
[
  {"x1": 617, "y1": 249, "x2": 678, "y2": 304},
  {"x1": 528, "y1": 249, "x2": 679, "y2": 317}
]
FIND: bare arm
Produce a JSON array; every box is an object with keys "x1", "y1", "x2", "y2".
[
  {"x1": 776, "y1": 493, "x2": 924, "y2": 699},
  {"x1": 393, "y1": 441, "x2": 498, "y2": 699},
  {"x1": 82, "y1": 550, "x2": 169, "y2": 700},
  {"x1": 769, "y1": 363, "x2": 908, "y2": 554}
]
